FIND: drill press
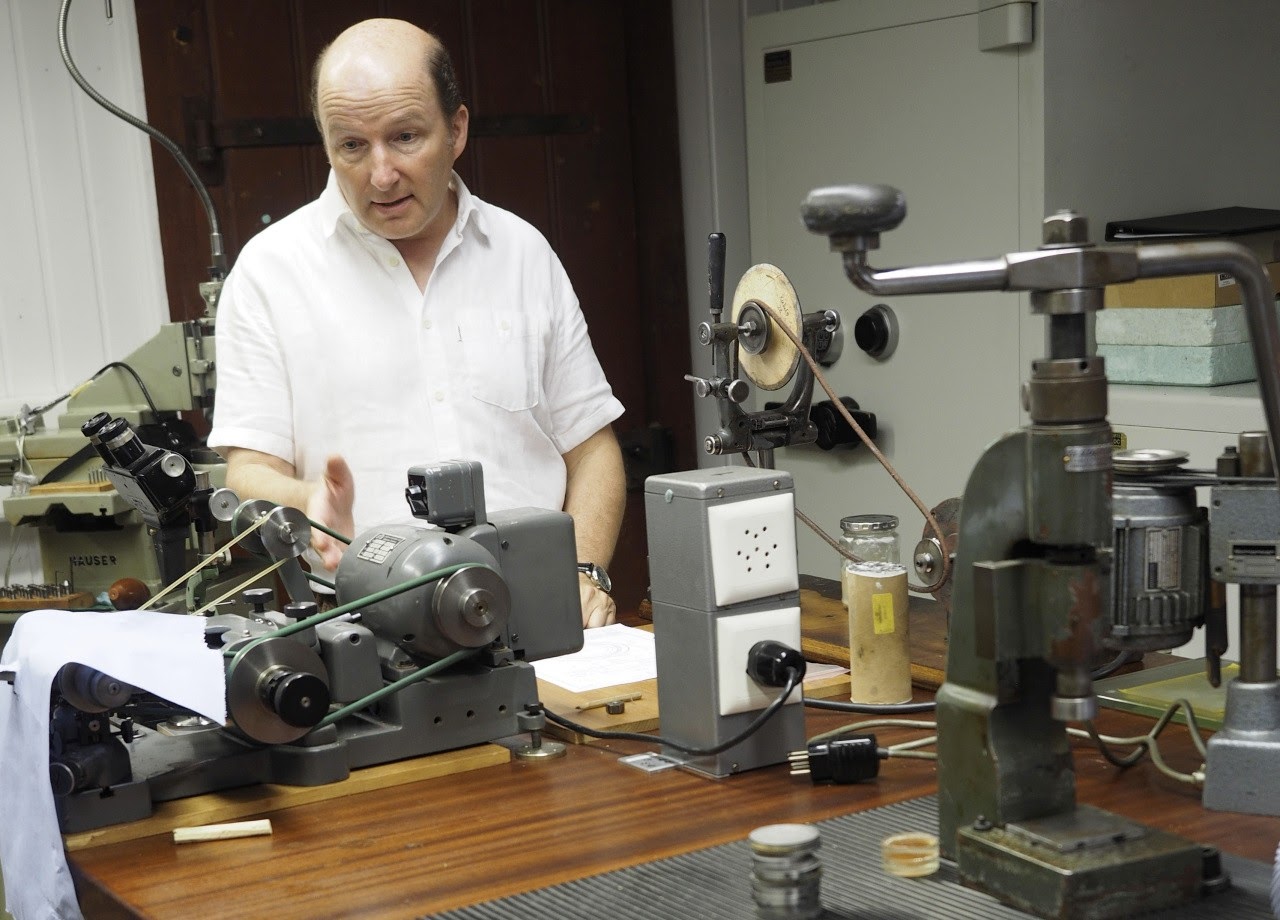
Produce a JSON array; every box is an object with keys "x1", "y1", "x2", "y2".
[{"x1": 801, "y1": 183, "x2": 1280, "y2": 919}]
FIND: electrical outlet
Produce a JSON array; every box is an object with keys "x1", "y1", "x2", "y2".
[
  {"x1": 706, "y1": 492, "x2": 798, "y2": 607},
  {"x1": 715, "y1": 606, "x2": 802, "y2": 716}
]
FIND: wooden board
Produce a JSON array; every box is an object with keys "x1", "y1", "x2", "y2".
[
  {"x1": 64, "y1": 743, "x2": 510, "y2": 851},
  {"x1": 28, "y1": 480, "x2": 114, "y2": 494},
  {"x1": 538, "y1": 670, "x2": 852, "y2": 744},
  {"x1": 0, "y1": 591, "x2": 95, "y2": 612}
]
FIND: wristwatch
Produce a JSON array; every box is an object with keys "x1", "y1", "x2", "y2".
[{"x1": 577, "y1": 561, "x2": 612, "y2": 594}]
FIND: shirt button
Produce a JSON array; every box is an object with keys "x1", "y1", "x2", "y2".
[
  {"x1": 423, "y1": 318, "x2": 433, "y2": 330},
  {"x1": 388, "y1": 256, "x2": 401, "y2": 268},
  {"x1": 499, "y1": 320, "x2": 510, "y2": 332},
  {"x1": 433, "y1": 390, "x2": 445, "y2": 402}
]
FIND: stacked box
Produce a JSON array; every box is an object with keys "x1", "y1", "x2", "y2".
[{"x1": 1099, "y1": 263, "x2": 1280, "y2": 386}]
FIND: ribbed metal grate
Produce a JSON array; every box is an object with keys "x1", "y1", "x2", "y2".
[{"x1": 430, "y1": 796, "x2": 1274, "y2": 919}]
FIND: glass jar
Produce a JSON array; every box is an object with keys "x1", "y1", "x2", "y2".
[{"x1": 839, "y1": 514, "x2": 911, "y2": 704}]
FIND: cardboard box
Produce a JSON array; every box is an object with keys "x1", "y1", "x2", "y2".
[{"x1": 1104, "y1": 261, "x2": 1280, "y2": 309}]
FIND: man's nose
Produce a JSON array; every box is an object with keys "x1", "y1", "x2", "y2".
[{"x1": 370, "y1": 146, "x2": 399, "y2": 189}]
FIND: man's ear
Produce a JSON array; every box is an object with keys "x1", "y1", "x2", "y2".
[{"x1": 450, "y1": 104, "x2": 470, "y2": 161}]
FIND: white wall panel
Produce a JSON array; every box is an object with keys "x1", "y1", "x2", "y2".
[
  {"x1": 0, "y1": 0, "x2": 165, "y2": 584},
  {"x1": 0, "y1": 0, "x2": 165, "y2": 418}
]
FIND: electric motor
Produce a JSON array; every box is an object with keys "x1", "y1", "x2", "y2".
[
  {"x1": 335, "y1": 523, "x2": 510, "y2": 660},
  {"x1": 1110, "y1": 478, "x2": 1207, "y2": 652}
]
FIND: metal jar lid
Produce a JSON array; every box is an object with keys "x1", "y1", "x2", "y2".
[{"x1": 840, "y1": 513, "x2": 899, "y2": 534}]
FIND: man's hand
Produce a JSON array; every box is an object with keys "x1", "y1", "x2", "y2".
[
  {"x1": 306, "y1": 455, "x2": 356, "y2": 571},
  {"x1": 579, "y1": 573, "x2": 616, "y2": 629}
]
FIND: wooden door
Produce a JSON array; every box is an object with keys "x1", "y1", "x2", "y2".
[{"x1": 134, "y1": 0, "x2": 694, "y2": 613}]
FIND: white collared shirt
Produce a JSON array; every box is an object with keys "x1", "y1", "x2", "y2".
[{"x1": 207, "y1": 171, "x2": 624, "y2": 535}]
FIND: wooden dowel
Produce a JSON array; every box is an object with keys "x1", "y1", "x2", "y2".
[{"x1": 173, "y1": 819, "x2": 273, "y2": 844}]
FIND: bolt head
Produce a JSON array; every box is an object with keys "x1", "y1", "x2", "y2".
[{"x1": 1042, "y1": 210, "x2": 1088, "y2": 246}]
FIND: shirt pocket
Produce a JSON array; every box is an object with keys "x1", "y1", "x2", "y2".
[{"x1": 460, "y1": 312, "x2": 543, "y2": 411}]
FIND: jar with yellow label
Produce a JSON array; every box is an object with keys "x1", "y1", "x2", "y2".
[{"x1": 840, "y1": 514, "x2": 911, "y2": 704}]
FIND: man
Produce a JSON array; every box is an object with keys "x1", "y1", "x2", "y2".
[{"x1": 207, "y1": 19, "x2": 625, "y2": 627}]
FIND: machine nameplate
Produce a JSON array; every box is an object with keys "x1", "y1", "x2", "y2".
[
  {"x1": 357, "y1": 533, "x2": 403, "y2": 565},
  {"x1": 1063, "y1": 444, "x2": 1112, "y2": 473},
  {"x1": 1144, "y1": 527, "x2": 1181, "y2": 591}
]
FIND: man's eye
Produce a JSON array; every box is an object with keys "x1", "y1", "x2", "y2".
[
  {"x1": 339, "y1": 140, "x2": 361, "y2": 151},
  {"x1": 397, "y1": 132, "x2": 416, "y2": 143}
]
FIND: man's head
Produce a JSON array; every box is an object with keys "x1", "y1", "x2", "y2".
[{"x1": 312, "y1": 20, "x2": 469, "y2": 245}]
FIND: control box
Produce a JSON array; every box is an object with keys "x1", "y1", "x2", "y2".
[{"x1": 644, "y1": 466, "x2": 805, "y2": 777}]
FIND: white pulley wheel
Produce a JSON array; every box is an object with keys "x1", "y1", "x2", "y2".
[{"x1": 731, "y1": 263, "x2": 803, "y2": 391}]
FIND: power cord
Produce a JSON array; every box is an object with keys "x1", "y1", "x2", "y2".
[
  {"x1": 790, "y1": 718, "x2": 939, "y2": 784},
  {"x1": 1070, "y1": 697, "x2": 1207, "y2": 787},
  {"x1": 542, "y1": 641, "x2": 805, "y2": 757},
  {"x1": 803, "y1": 696, "x2": 935, "y2": 715},
  {"x1": 543, "y1": 670, "x2": 799, "y2": 757}
]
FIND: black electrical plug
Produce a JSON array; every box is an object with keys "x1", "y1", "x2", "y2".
[
  {"x1": 746, "y1": 640, "x2": 806, "y2": 687},
  {"x1": 788, "y1": 734, "x2": 883, "y2": 784}
]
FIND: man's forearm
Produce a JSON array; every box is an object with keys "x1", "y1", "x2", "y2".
[
  {"x1": 224, "y1": 448, "x2": 313, "y2": 511},
  {"x1": 561, "y1": 426, "x2": 626, "y2": 567}
]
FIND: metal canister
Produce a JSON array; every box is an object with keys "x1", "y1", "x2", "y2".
[{"x1": 749, "y1": 824, "x2": 823, "y2": 920}]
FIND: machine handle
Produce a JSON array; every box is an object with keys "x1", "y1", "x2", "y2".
[
  {"x1": 708, "y1": 232, "x2": 726, "y2": 320},
  {"x1": 801, "y1": 184, "x2": 906, "y2": 238}
]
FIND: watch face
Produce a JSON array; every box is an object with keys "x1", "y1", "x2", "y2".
[{"x1": 580, "y1": 563, "x2": 612, "y2": 594}]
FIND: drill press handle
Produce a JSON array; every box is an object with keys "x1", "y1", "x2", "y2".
[{"x1": 800, "y1": 184, "x2": 907, "y2": 242}]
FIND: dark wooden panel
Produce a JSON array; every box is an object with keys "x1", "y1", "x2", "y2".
[
  {"x1": 466, "y1": 1, "x2": 554, "y2": 235},
  {"x1": 135, "y1": 0, "x2": 227, "y2": 321},
  {"x1": 544, "y1": 2, "x2": 645, "y2": 421},
  {"x1": 623, "y1": 0, "x2": 696, "y2": 473},
  {"x1": 207, "y1": 3, "x2": 312, "y2": 258}
]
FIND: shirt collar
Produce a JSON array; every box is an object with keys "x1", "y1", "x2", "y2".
[{"x1": 318, "y1": 170, "x2": 487, "y2": 243}]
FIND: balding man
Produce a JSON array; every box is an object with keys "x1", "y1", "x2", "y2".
[{"x1": 207, "y1": 19, "x2": 625, "y2": 627}]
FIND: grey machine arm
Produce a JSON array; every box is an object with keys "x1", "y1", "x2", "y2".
[{"x1": 802, "y1": 183, "x2": 1280, "y2": 919}]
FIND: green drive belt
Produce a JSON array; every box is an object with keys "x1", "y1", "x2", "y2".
[{"x1": 430, "y1": 795, "x2": 1274, "y2": 920}]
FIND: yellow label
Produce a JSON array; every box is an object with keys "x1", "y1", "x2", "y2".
[
  {"x1": 1112, "y1": 431, "x2": 1128, "y2": 450},
  {"x1": 871, "y1": 592, "x2": 896, "y2": 634}
]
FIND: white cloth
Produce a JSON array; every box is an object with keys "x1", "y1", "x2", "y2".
[
  {"x1": 208, "y1": 171, "x2": 624, "y2": 537},
  {"x1": 0, "y1": 610, "x2": 227, "y2": 920}
]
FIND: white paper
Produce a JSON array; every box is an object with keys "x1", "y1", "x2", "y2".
[
  {"x1": 532, "y1": 623, "x2": 657, "y2": 693},
  {"x1": 0, "y1": 610, "x2": 227, "y2": 920},
  {"x1": 532, "y1": 624, "x2": 848, "y2": 695}
]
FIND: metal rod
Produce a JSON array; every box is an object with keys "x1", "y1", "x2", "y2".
[
  {"x1": 842, "y1": 252, "x2": 1010, "y2": 296},
  {"x1": 1239, "y1": 585, "x2": 1277, "y2": 683},
  {"x1": 1136, "y1": 241, "x2": 1280, "y2": 487}
]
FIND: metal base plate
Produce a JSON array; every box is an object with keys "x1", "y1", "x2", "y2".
[
  {"x1": 429, "y1": 796, "x2": 1272, "y2": 920},
  {"x1": 957, "y1": 804, "x2": 1205, "y2": 919}
]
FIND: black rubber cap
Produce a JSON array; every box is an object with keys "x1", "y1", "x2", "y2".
[
  {"x1": 747, "y1": 640, "x2": 807, "y2": 687},
  {"x1": 269, "y1": 672, "x2": 331, "y2": 728}
]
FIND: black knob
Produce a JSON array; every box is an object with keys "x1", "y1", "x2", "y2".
[
  {"x1": 266, "y1": 671, "x2": 330, "y2": 729},
  {"x1": 242, "y1": 587, "x2": 274, "y2": 613},
  {"x1": 801, "y1": 184, "x2": 906, "y2": 238},
  {"x1": 810, "y1": 398, "x2": 877, "y2": 451},
  {"x1": 284, "y1": 601, "x2": 319, "y2": 622},
  {"x1": 49, "y1": 761, "x2": 78, "y2": 797}
]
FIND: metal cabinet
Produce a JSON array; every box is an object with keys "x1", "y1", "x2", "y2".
[{"x1": 742, "y1": 0, "x2": 1280, "y2": 592}]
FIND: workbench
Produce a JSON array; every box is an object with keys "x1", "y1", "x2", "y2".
[{"x1": 67, "y1": 588, "x2": 1280, "y2": 919}]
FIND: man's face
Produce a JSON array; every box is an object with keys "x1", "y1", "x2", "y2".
[{"x1": 319, "y1": 67, "x2": 467, "y2": 243}]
